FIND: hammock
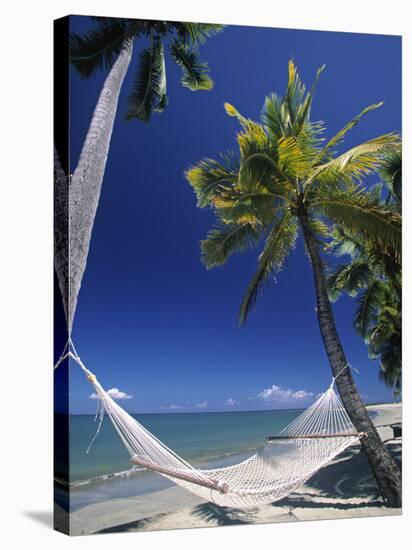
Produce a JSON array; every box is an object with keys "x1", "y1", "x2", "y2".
[
  {"x1": 55, "y1": 341, "x2": 365, "y2": 509},
  {"x1": 53, "y1": 152, "x2": 364, "y2": 509}
]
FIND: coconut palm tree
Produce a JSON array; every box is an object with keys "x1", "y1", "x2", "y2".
[
  {"x1": 186, "y1": 61, "x2": 401, "y2": 506},
  {"x1": 328, "y1": 151, "x2": 402, "y2": 398},
  {"x1": 55, "y1": 17, "x2": 223, "y2": 333}
]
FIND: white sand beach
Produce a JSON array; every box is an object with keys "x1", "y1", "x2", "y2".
[{"x1": 65, "y1": 404, "x2": 402, "y2": 536}]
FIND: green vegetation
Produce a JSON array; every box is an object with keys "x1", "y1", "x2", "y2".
[
  {"x1": 70, "y1": 18, "x2": 223, "y2": 121},
  {"x1": 186, "y1": 61, "x2": 402, "y2": 506},
  {"x1": 328, "y1": 150, "x2": 402, "y2": 399},
  {"x1": 55, "y1": 18, "x2": 223, "y2": 330}
]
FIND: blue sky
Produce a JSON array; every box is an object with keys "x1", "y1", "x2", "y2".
[{"x1": 61, "y1": 17, "x2": 401, "y2": 414}]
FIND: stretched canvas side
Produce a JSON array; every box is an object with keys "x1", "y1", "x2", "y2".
[{"x1": 53, "y1": 15, "x2": 70, "y2": 536}]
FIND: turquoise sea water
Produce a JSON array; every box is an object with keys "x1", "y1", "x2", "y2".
[
  {"x1": 70, "y1": 409, "x2": 304, "y2": 482},
  {"x1": 64, "y1": 409, "x2": 377, "y2": 511},
  {"x1": 66, "y1": 409, "x2": 302, "y2": 509}
]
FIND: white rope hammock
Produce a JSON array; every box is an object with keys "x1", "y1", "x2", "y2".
[
  {"x1": 55, "y1": 340, "x2": 365, "y2": 509},
  {"x1": 54, "y1": 142, "x2": 365, "y2": 510}
]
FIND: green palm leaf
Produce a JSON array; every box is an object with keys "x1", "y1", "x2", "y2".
[
  {"x1": 186, "y1": 58, "x2": 402, "y2": 401},
  {"x1": 70, "y1": 18, "x2": 130, "y2": 78},
  {"x1": 277, "y1": 136, "x2": 317, "y2": 180},
  {"x1": 354, "y1": 280, "x2": 386, "y2": 339},
  {"x1": 170, "y1": 42, "x2": 213, "y2": 90},
  {"x1": 201, "y1": 221, "x2": 261, "y2": 269},
  {"x1": 308, "y1": 133, "x2": 400, "y2": 187},
  {"x1": 177, "y1": 22, "x2": 225, "y2": 46},
  {"x1": 379, "y1": 148, "x2": 402, "y2": 202},
  {"x1": 185, "y1": 157, "x2": 238, "y2": 208},
  {"x1": 239, "y1": 213, "x2": 298, "y2": 325},
  {"x1": 126, "y1": 37, "x2": 168, "y2": 121},
  {"x1": 295, "y1": 64, "x2": 326, "y2": 132},
  {"x1": 262, "y1": 93, "x2": 285, "y2": 139},
  {"x1": 312, "y1": 193, "x2": 401, "y2": 259},
  {"x1": 314, "y1": 102, "x2": 384, "y2": 164},
  {"x1": 328, "y1": 261, "x2": 372, "y2": 301},
  {"x1": 285, "y1": 60, "x2": 307, "y2": 128}
]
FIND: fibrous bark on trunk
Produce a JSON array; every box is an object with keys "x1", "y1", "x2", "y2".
[
  {"x1": 54, "y1": 146, "x2": 69, "y2": 323},
  {"x1": 298, "y1": 208, "x2": 402, "y2": 507},
  {"x1": 56, "y1": 40, "x2": 133, "y2": 333}
]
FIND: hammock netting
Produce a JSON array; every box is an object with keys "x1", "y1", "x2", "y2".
[
  {"x1": 54, "y1": 149, "x2": 363, "y2": 509},
  {"x1": 55, "y1": 342, "x2": 363, "y2": 509}
]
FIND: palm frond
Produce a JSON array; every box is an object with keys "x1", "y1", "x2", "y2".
[
  {"x1": 277, "y1": 136, "x2": 317, "y2": 180},
  {"x1": 224, "y1": 103, "x2": 268, "y2": 136},
  {"x1": 379, "y1": 148, "x2": 402, "y2": 203},
  {"x1": 284, "y1": 60, "x2": 307, "y2": 128},
  {"x1": 354, "y1": 280, "x2": 386, "y2": 339},
  {"x1": 327, "y1": 264, "x2": 349, "y2": 301},
  {"x1": 170, "y1": 42, "x2": 213, "y2": 90},
  {"x1": 379, "y1": 360, "x2": 401, "y2": 395},
  {"x1": 126, "y1": 37, "x2": 167, "y2": 121},
  {"x1": 309, "y1": 219, "x2": 330, "y2": 242},
  {"x1": 201, "y1": 220, "x2": 261, "y2": 269},
  {"x1": 308, "y1": 133, "x2": 401, "y2": 186},
  {"x1": 239, "y1": 213, "x2": 298, "y2": 325},
  {"x1": 238, "y1": 152, "x2": 288, "y2": 192},
  {"x1": 261, "y1": 93, "x2": 285, "y2": 139},
  {"x1": 185, "y1": 157, "x2": 237, "y2": 208},
  {"x1": 295, "y1": 64, "x2": 326, "y2": 133},
  {"x1": 329, "y1": 226, "x2": 363, "y2": 258},
  {"x1": 213, "y1": 186, "x2": 280, "y2": 229},
  {"x1": 312, "y1": 191, "x2": 401, "y2": 259},
  {"x1": 314, "y1": 102, "x2": 384, "y2": 164},
  {"x1": 328, "y1": 261, "x2": 372, "y2": 301},
  {"x1": 176, "y1": 22, "x2": 225, "y2": 46},
  {"x1": 70, "y1": 19, "x2": 130, "y2": 78}
]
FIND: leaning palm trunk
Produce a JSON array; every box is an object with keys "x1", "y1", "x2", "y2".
[
  {"x1": 54, "y1": 146, "x2": 69, "y2": 321},
  {"x1": 60, "y1": 40, "x2": 133, "y2": 333},
  {"x1": 299, "y1": 207, "x2": 402, "y2": 507}
]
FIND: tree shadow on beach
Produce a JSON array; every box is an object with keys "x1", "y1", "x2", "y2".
[
  {"x1": 274, "y1": 442, "x2": 402, "y2": 511},
  {"x1": 97, "y1": 513, "x2": 169, "y2": 534},
  {"x1": 190, "y1": 503, "x2": 256, "y2": 526},
  {"x1": 96, "y1": 442, "x2": 402, "y2": 533}
]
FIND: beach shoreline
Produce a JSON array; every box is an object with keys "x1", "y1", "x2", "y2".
[{"x1": 62, "y1": 403, "x2": 401, "y2": 535}]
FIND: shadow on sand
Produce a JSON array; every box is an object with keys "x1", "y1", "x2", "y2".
[
  {"x1": 97, "y1": 441, "x2": 401, "y2": 532},
  {"x1": 274, "y1": 441, "x2": 402, "y2": 512}
]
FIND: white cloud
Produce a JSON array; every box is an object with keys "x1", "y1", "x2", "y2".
[
  {"x1": 257, "y1": 385, "x2": 314, "y2": 403},
  {"x1": 160, "y1": 404, "x2": 182, "y2": 410},
  {"x1": 196, "y1": 401, "x2": 208, "y2": 409},
  {"x1": 225, "y1": 398, "x2": 239, "y2": 406},
  {"x1": 90, "y1": 387, "x2": 132, "y2": 400}
]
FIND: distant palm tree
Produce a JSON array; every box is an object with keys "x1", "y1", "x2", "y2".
[
  {"x1": 328, "y1": 150, "x2": 402, "y2": 398},
  {"x1": 186, "y1": 61, "x2": 401, "y2": 506},
  {"x1": 55, "y1": 17, "x2": 223, "y2": 331}
]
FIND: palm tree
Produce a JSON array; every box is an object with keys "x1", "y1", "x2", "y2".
[
  {"x1": 186, "y1": 61, "x2": 401, "y2": 506},
  {"x1": 55, "y1": 17, "x2": 223, "y2": 333},
  {"x1": 328, "y1": 151, "x2": 402, "y2": 398}
]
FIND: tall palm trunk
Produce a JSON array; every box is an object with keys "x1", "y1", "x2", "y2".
[
  {"x1": 54, "y1": 146, "x2": 69, "y2": 323},
  {"x1": 64, "y1": 40, "x2": 133, "y2": 334},
  {"x1": 298, "y1": 207, "x2": 402, "y2": 507}
]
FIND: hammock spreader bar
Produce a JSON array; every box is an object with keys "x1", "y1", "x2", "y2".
[
  {"x1": 54, "y1": 339, "x2": 364, "y2": 508},
  {"x1": 266, "y1": 432, "x2": 366, "y2": 441},
  {"x1": 130, "y1": 455, "x2": 230, "y2": 494}
]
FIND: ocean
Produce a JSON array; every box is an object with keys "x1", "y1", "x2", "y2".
[{"x1": 65, "y1": 409, "x2": 305, "y2": 510}]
